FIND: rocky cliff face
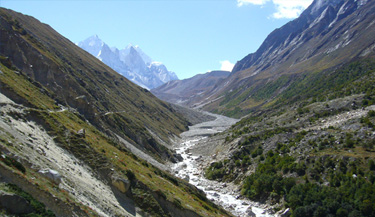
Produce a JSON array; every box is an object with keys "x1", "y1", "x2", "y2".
[{"x1": 78, "y1": 35, "x2": 178, "y2": 89}]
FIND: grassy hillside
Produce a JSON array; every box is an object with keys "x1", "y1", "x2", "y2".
[
  {"x1": 209, "y1": 58, "x2": 375, "y2": 118},
  {"x1": 0, "y1": 38, "x2": 230, "y2": 217},
  {"x1": 202, "y1": 0, "x2": 375, "y2": 118},
  {"x1": 200, "y1": 2, "x2": 375, "y2": 214},
  {"x1": 0, "y1": 8, "x2": 189, "y2": 162},
  {"x1": 0, "y1": 8, "x2": 231, "y2": 217},
  {"x1": 203, "y1": 59, "x2": 375, "y2": 216}
]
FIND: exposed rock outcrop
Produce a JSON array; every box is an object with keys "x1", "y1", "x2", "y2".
[{"x1": 111, "y1": 173, "x2": 131, "y2": 194}]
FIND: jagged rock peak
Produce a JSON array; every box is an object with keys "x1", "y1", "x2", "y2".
[
  {"x1": 77, "y1": 34, "x2": 105, "y2": 57},
  {"x1": 78, "y1": 36, "x2": 178, "y2": 89},
  {"x1": 308, "y1": 0, "x2": 343, "y2": 15}
]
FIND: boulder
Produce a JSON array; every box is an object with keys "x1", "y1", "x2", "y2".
[
  {"x1": 77, "y1": 128, "x2": 86, "y2": 137},
  {"x1": 111, "y1": 174, "x2": 130, "y2": 194},
  {"x1": 0, "y1": 191, "x2": 34, "y2": 214},
  {"x1": 38, "y1": 169, "x2": 62, "y2": 184},
  {"x1": 247, "y1": 209, "x2": 257, "y2": 217},
  {"x1": 212, "y1": 192, "x2": 220, "y2": 197},
  {"x1": 182, "y1": 175, "x2": 190, "y2": 182},
  {"x1": 173, "y1": 153, "x2": 183, "y2": 162},
  {"x1": 276, "y1": 208, "x2": 290, "y2": 217}
]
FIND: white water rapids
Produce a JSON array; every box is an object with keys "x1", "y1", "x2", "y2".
[{"x1": 171, "y1": 113, "x2": 273, "y2": 217}]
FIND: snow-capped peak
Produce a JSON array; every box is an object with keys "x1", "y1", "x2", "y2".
[
  {"x1": 120, "y1": 44, "x2": 152, "y2": 64},
  {"x1": 78, "y1": 36, "x2": 179, "y2": 89},
  {"x1": 126, "y1": 43, "x2": 134, "y2": 49},
  {"x1": 77, "y1": 35, "x2": 105, "y2": 57},
  {"x1": 150, "y1": 61, "x2": 163, "y2": 66}
]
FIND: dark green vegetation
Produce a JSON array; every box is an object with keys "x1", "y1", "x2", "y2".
[
  {"x1": 205, "y1": 58, "x2": 375, "y2": 215},
  {"x1": 0, "y1": 150, "x2": 26, "y2": 174},
  {"x1": 274, "y1": 60, "x2": 375, "y2": 109},
  {"x1": 217, "y1": 58, "x2": 375, "y2": 118},
  {"x1": 1, "y1": 183, "x2": 55, "y2": 217},
  {"x1": 0, "y1": 8, "x2": 230, "y2": 217}
]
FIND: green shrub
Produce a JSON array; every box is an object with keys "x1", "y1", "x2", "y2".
[
  {"x1": 1, "y1": 155, "x2": 26, "y2": 173},
  {"x1": 172, "y1": 198, "x2": 183, "y2": 209},
  {"x1": 369, "y1": 160, "x2": 375, "y2": 171},
  {"x1": 125, "y1": 169, "x2": 135, "y2": 181},
  {"x1": 6, "y1": 184, "x2": 55, "y2": 216}
]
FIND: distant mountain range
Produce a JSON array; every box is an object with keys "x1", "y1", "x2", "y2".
[
  {"x1": 152, "y1": 70, "x2": 230, "y2": 107},
  {"x1": 78, "y1": 35, "x2": 178, "y2": 89}
]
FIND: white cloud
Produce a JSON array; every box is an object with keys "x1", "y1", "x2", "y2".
[
  {"x1": 237, "y1": 0, "x2": 269, "y2": 7},
  {"x1": 220, "y1": 60, "x2": 235, "y2": 72},
  {"x1": 272, "y1": 0, "x2": 313, "y2": 18},
  {"x1": 237, "y1": 0, "x2": 313, "y2": 19}
]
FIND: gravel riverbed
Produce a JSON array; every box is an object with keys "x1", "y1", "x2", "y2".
[{"x1": 170, "y1": 113, "x2": 273, "y2": 217}]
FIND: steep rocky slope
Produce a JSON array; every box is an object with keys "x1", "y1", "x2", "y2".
[
  {"x1": 194, "y1": 59, "x2": 375, "y2": 216},
  {"x1": 177, "y1": 0, "x2": 375, "y2": 117},
  {"x1": 0, "y1": 8, "x2": 231, "y2": 217},
  {"x1": 0, "y1": 8, "x2": 188, "y2": 163},
  {"x1": 152, "y1": 70, "x2": 230, "y2": 107}
]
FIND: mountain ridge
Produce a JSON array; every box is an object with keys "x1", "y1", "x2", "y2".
[
  {"x1": 152, "y1": 70, "x2": 230, "y2": 107},
  {"x1": 162, "y1": 0, "x2": 375, "y2": 117},
  {"x1": 0, "y1": 8, "x2": 188, "y2": 163},
  {"x1": 78, "y1": 35, "x2": 178, "y2": 89}
]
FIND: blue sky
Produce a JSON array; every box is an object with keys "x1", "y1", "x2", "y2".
[{"x1": 1, "y1": 0, "x2": 313, "y2": 79}]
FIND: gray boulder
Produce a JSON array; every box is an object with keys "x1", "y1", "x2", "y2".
[
  {"x1": 77, "y1": 128, "x2": 86, "y2": 137},
  {"x1": 111, "y1": 174, "x2": 131, "y2": 194},
  {"x1": 247, "y1": 209, "x2": 256, "y2": 217}
]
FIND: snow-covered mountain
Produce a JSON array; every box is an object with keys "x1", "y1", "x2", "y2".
[{"x1": 77, "y1": 35, "x2": 178, "y2": 89}]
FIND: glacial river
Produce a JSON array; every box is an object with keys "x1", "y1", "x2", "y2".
[{"x1": 171, "y1": 113, "x2": 273, "y2": 217}]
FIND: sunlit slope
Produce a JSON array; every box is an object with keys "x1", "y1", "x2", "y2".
[
  {"x1": 200, "y1": 0, "x2": 375, "y2": 117},
  {"x1": 0, "y1": 8, "x2": 189, "y2": 162},
  {"x1": 0, "y1": 7, "x2": 232, "y2": 217}
]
